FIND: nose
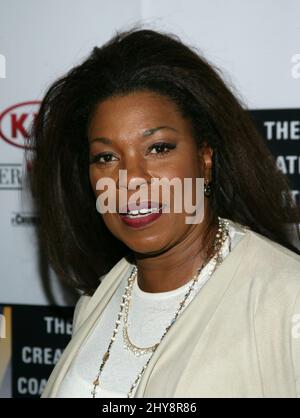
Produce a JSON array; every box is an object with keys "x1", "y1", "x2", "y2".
[{"x1": 117, "y1": 154, "x2": 151, "y2": 190}]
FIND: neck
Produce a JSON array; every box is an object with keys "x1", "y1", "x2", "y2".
[{"x1": 133, "y1": 213, "x2": 218, "y2": 293}]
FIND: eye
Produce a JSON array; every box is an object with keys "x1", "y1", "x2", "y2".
[
  {"x1": 89, "y1": 153, "x2": 118, "y2": 165},
  {"x1": 148, "y1": 142, "x2": 176, "y2": 155}
]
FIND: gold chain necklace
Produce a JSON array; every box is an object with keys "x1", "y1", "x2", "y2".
[
  {"x1": 91, "y1": 217, "x2": 229, "y2": 398},
  {"x1": 122, "y1": 274, "x2": 159, "y2": 355}
]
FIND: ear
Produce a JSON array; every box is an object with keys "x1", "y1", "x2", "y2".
[{"x1": 198, "y1": 142, "x2": 213, "y2": 179}]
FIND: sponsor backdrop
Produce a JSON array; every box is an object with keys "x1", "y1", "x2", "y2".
[{"x1": 0, "y1": 0, "x2": 299, "y2": 397}]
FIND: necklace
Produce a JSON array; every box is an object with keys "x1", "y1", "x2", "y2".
[
  {"x1": 91, "y1": 216, "x2": 229, "y2": 398},
  {"x1": 122, "y1": 217, "x2": 229, "y2": 356}
]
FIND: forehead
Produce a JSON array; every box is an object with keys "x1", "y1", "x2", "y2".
[{"x1": 88, "y1": 91, "x2": 186, "y2": 135}]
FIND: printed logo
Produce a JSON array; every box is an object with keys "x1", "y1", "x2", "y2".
[
  {"x1": 0, "y1": 163, "x2": 23, "y2": 190},
  {"x1": 11, "y1": 211, "x2": 38, "y2": 226},
  {"x1": 95, "y1": 170, "x2": 205, "y2": 224},
  {"x1": 0, "y1": 101, "x2": 40, "y2": 149}
]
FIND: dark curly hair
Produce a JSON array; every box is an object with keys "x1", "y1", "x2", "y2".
[{"x1": 27, "y1": 27, "x2": 300, "y2": 295}]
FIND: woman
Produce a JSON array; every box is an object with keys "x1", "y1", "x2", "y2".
[{"x1": 28, "y1": 28, "x2": 300, "y2": 398}]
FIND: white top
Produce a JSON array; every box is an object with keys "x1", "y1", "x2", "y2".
[{"x1": 57, "y1": 218, "x2": 247, "y2": 398}]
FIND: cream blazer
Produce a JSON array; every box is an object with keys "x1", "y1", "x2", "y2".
[{"x1": 42, "y1": 229, "x2": 300, "y2": 398}]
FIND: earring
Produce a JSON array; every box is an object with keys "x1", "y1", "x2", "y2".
[{"x1": 204, "y1": 179, "x2": 212, "y2": 197}]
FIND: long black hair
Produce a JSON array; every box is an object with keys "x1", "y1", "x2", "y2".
[{"x1": 27, "y1": 27, "x2": 300, "y2": 294}]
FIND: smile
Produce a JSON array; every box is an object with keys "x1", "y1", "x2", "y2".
[
  {"x1": 125, "y1": 207, "x2": 161, "y2": 217},
  {"x1": 119, "y1": 205, "x2": 164, "y2": 228}
]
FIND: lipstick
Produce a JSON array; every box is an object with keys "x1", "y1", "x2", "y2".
[{"x1": 118, "y1": 201, "x2": 165, "y2": 229}]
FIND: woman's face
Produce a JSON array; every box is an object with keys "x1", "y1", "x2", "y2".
[{"x1": 88, "y1": 90, "x2": 211, "y2": 255}]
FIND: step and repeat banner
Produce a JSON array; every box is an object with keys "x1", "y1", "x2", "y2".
[
  {"x1": 251, "y1": 109, "x2": 300, "y2": 212},
  {"x1": 0, "y1": 0, "x2": 299, "y2": 397}
]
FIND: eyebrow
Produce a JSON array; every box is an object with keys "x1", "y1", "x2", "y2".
[{"x1": 89, "y1": 125, "x2": 178, "y2": 144}]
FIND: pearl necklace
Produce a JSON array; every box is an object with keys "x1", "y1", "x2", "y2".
[{"x1": 91, "y1": 217, "x2": 229, "y2": 398}]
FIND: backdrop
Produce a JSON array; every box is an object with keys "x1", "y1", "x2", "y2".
[{"x1": 0, "y1": 0, "x2": 299, "y2": 397}]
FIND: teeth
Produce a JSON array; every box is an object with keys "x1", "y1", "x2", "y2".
[
  {"x1": 126, "y1": 207, "x2": 160, "y2": 217},
  {"x1": 139, "y1": 208, "x2": 155, "y2": 214},
  {"x1": 128, "y1": 210, "x2": 139, "y2": 216}
]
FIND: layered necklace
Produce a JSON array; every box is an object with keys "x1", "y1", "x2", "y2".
[{"x1": 91, "y1": 216, "x2": 230, "y2": 398}]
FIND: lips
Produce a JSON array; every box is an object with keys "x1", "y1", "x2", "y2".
[{"x1": 119, "y1": 201, "x2": 163, "y2": 228}]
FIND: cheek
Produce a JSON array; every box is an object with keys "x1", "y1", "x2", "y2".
[
  {"x1": 160, "y1": 158, "x2": 201, "y2": 215},
  {"x1": 89, "y1": 167, "x2": 111, "y2": 199},
  {"x1": 158, "y1": 155, "x2": 201, "y2": 196},
  {"x1": 162, "y1": 148, "x2": 201, "y2": 180},
  {"x1": 179, "y1": 153, "x2": 202, "y2": 178},
  {"x1": 101, "y1": 212, "x2": 118, "y2": 229}
]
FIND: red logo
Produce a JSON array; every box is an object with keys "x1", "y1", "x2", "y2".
[{"x1": 0, "y1": 101, "x2": 41, "y2": 149}]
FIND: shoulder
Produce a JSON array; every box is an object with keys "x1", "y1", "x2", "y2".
[
  {"x1": 226, "y1": 217, "x2": 300, "y2": 289},
  {"x1": 223, "y1": 225, "x2": 300, "y2": 320},
  {"x1": 245, "y1": 229, "x2": 300, "y2": 280},
  {"x1": 71, "y1": 256, "x2": 132, "y2": 334},
  {"x1": 71, "y1": 273, "x2": 109, "y2": 334},
  {"x1": 237, "y1": 229, "x2": 300, "y2": 316},
  {"x1": 72, "y1": 294, "x2": 91, "y2": 335}
]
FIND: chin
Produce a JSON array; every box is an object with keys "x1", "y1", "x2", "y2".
[{"x1": 126, "y1": 236, "x2": 173, "y2": 257}]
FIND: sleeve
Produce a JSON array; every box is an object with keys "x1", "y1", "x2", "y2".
[
  {"x1": 72, "y1": 294, "x2": 91, "y2": 335},
  {"x1": 292, "y1": 289, "x2": 300, "y2": 398}
]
